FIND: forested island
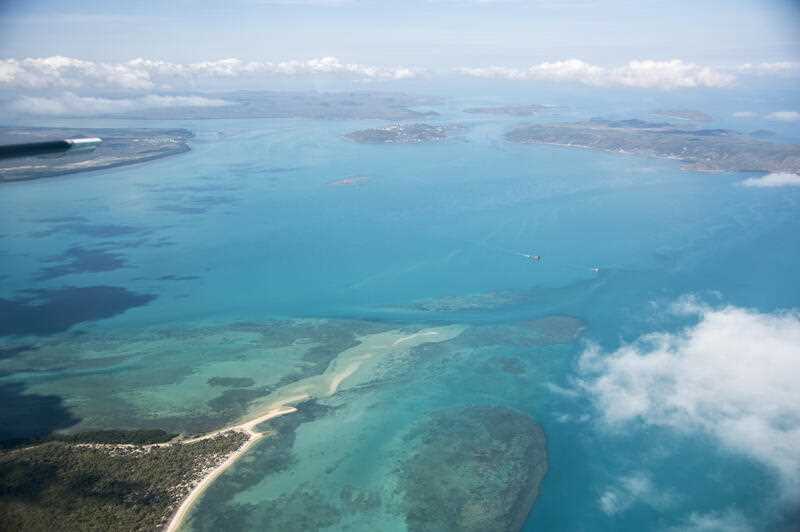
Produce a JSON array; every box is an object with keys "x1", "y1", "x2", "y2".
[
  {"x1": 346, "y1": 123, "x2": 461, "y2": 144},
  {"x1": 0, "y1": 431, "x2": 247, "y2": 531},
  {"x1": 506, "y1": 118, "x2": 800, "y2": 173}
]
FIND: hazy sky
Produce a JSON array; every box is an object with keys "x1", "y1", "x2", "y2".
[
  {"x1": 1, "y1": 0, "x2": 799, "y2": 67},
  {"x1": 1, "y1": 0, "x2": 799, "y2": 112}
]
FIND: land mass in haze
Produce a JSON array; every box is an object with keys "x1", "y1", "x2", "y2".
[
  {"x1": 652, "y1": 109, "x2": 713, "y2": 122},
  {"x1": 463, "y1": 104, "x2": 550, "y2": 116},
  {"x1": 103, "y1": 91, "x2": 442, "y2": 121},
  {"x1": 0, "y1": 127, "x2": 193, "y2": 182},
  {"x1": 506, "y1": 118, "x2": 800, "y2": 173}
]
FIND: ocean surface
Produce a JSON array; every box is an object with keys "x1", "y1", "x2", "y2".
[{"x1": 1, "y1": 91, "x2": 799, "y2": 530}]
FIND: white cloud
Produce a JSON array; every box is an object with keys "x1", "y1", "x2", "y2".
[
  {"x1": 732, "y1": 111, "x2": 757, "y2": 118},
  {"x1": 10, "y1": 92, "x2": 230, "y2": 116},
  {"x1": 266, "y1": 56, "x2": 418, "y2": 80},
  {"x1": 0, "y1": 56, "x2": 420, "y2": 91},
  {"x1": 579, "y1": 298, "x2": 800, "y2": 496},
  {"x1": 766, "y1": 111, "x2": 800, "y2": 122},
  {"x1": 737, "y1": 62, "x2": 800, "y2": 76},
  {"x1": 740, "y1": 173, "x2": 800, "y2": 188},
  {"x1": 598, "y1": 472, "x2": 674, "y2": 515},
  {"x1": 456, "y1": 59, "x2": 736, "y2": 89},
  {"x1": 667, "y1": 509, "x2": 754, "y2": 532},
  {"x1": 0, "y1": 56, "x2": 155, "y2": 90}
]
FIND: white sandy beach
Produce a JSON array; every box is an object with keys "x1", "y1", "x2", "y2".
[{"x1": 164, "y1": 405, "x2": 298, "y2": 532}]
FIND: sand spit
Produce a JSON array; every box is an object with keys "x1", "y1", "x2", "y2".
[
  {"x1": 165, "y1": 406, "x2": 297, "y2": 532},
  {"x1": 165, "y1": 324, "x2": 463, "y2": 531}
]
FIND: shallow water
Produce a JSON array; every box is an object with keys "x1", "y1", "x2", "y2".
[{"x1": 1, "y1": 94, "x2": 799, "y2": 530}]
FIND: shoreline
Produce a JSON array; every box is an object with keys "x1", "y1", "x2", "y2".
[
  {"x1": 162, "y1": 326, "x2": 462, "y2": 531},
  {"x1": 0, "y1": 144, "x2": 191, "y2": 183},
  {"x1": 164, "y1": 404, "x2": 300, "y2": 532}
]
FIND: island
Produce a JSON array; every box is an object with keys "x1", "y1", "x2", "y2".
[
  {"x1": 463, "y1": 104, "x2": 550, "y2": 116},
  {"x1": 0, "y1": 430, "x2": 248, "y2": 531},
  {"x1": 750, "y1": 129, "x2": 777, "y2": 139},
  {"x1": 346, "y1": 123, "x2": 461, "y2": 144},
  {"x1": 97, "y1": 91, "x2": 441, "y2": 121},
  {"x1": 0, "y1": 127, "x2": 193, "y2": 182},
  {"x1": 652, "y1": 109, "x2": 713, "y2": 122},
  {"x1": 506, "y1": 118, "x2": 800, "y2": 173}
]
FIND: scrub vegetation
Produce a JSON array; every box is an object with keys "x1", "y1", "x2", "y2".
[{"x1": 0, "y1": 431, "x2": 246, "y2": 531}]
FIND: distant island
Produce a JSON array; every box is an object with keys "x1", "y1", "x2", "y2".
[
  {"x1": 652, "y1": 109, "x2": 713, "y2": 122},
  {"x1": 750, "y1": 129, "x2": 777, "y2": 139},
  {"x1": 0, "y1": 127, "x2": 193, "y2": 182},
  {"x1": 97, "y1": 91, "x2": 442, "y2": 121},
  {"x1": 346, "y1": 123, "x2": 461, "y2": 144},
  {"x1": 463, "y1": 104, "x2": 549, "y2": 116},
  {"x1": 506, "y1": 118, "x2": 800, "y2": 173}
]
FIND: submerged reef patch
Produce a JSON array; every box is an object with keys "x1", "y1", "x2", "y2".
[
  {"x1": 458, "y1": 315, "x2": 585, "y2": 348},
  {"x1": 399, "y1": 406, "x2": 548, "y2": 532},
  {"x1": 29, "y1": 219, "x2": 146, "y2": 239},
  {"x1": 407, "y1": 290, "x2": 525, "y2": 312},
  {"x1": 207, "y1": 377, "x2": 255, "y2": 388},
  {"x1": 492, "y1": 356, "x2": 527, "y2": 375},
  {"x1": 0, "y1": 382, "x2": 80, "y2": 447},
  {"x1": 206, "y1": 387, "x2": 273, "y2": 417},
  {"x1": 0, "y1": 345, "x2": 37, "y2": 360},
  {"x1": 34, "y1": 246, "x2": 128, "y2": 281},
  {"x1": 0, "y1": 286, "x2": 156, "y2": 337}
]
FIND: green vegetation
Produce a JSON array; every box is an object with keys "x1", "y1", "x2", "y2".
[
  {"x1": 52, "y1": 429, "x2": 177, "y2": 445},
  {"x1": 0, "y1": 431, "x2": 247, "y2": 531}
]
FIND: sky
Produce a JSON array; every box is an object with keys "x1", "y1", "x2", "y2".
[
  {"x1": 1, "y1": 0, "x2": 799, "y2": 112},
  {"x1": 1, "y1": 0, "x2": 798, "y2": 67}
]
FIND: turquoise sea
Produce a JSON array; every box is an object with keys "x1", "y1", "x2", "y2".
[{"x1": 1, "y1": 90, "x2": 799, "y2": 530}]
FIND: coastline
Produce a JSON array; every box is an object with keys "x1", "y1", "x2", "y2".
[
  {"x1": 0, "y1": 144, "x2": 191, "y2": 183},
  {"x1": 163, "y1": 325, "x2": 464, "y2": 531},
  {"x1": 164, "y1": 405, "x2": 299, "y2": 532}
]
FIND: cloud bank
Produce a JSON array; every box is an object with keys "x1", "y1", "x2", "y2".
[
  {"x1": 579, "y1": 298, "x2": 800, "y2": 496},
  {"x1": 737, "y1": 62, "x2": 800, "y2": 76},
  {"x1": 10, "y1": 93, "x2": 230, "y2": 115},
  {"x1": 740, "y1": 173, "x2": 800, "y2": 188},
  {"x1": 731, "y1": 110, "x2": 800, "y2": 122},
  {"x1": 455, "y1": 59, "x2": 736, "y2": 89},
  {"x1": 0, "y1": 56, "x2": 420, "y2": 91},
  {"x1": 766, "y1": 111, "x2": 800, "y2": 122},
  {"x1": 2, "y1": 55, "x2": 797, "y2": 93}
]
